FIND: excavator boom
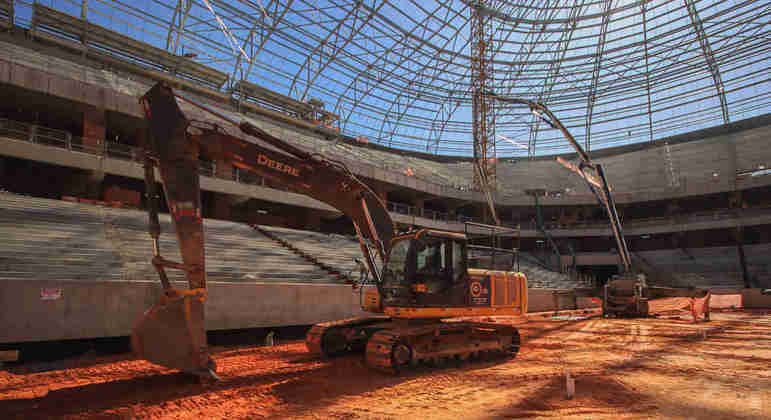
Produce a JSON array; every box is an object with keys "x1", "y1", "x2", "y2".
[{"x1": 132, "y1": 82, "x2": 393, "y2": 377}]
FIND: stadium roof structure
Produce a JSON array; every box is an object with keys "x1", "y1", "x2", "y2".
[{"x1": 10, "y1": 0, "x2": 771, "y2": 157}]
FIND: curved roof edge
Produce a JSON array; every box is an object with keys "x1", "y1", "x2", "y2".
[{"x1": 336, "y1": 112, "x2": 771, "y2": 164}]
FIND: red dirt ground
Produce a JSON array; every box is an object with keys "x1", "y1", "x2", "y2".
[{"x1": 1, "y1": 310, "x2": 769, "y2": 419}]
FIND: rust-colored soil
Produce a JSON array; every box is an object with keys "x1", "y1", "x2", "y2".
[{"x1": 1, "y1": 310, "x2": 769, "y2": 419}]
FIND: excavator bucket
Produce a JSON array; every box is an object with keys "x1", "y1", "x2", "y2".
[{"x1": 131, "y1": 290, "x2": 217, "y2": 378}]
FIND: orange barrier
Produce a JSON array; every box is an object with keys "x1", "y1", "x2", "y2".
[
  {"x1": 709, "y1": 293, "x2": 743, "y2": 309},
  {"x1": 690, "y1": 292, "x2": 711, "y2": 322},
  {"x1": 647, "y1": 295, "x2": 711, "y2": 323}
]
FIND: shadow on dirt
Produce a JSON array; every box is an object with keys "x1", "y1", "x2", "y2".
[{"x1": 0, "y1": 347, "x2": 517, "y2": 418}]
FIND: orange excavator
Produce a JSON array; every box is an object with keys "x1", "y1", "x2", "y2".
[{"x1": 132, "y1": 82, "x2": 527, "y2": 378}]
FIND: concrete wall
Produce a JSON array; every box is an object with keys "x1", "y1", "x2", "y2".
[
  {"x1": 6, "y1": 277, "x2": 760, "y2": 344},
  {"x1": 494, "y1": 119, "x2": 771, "y2": 205},
  {"x1": 526, "y1": 290, "x2": 558, "y2": 313},
  {"x1": 2, "y1": 37, "x2": 771, "y2": 209},
  {"x1": 5, "y1": 132, "x2": 771, "y2": 236},
  {"x1": 1, "y1": 278, "x2": 602, "y2": 343},
  {"x1": 0, "y1": 280, "x2": 366, "y2": 343},
  {"x1": 698, "y1": 288, "x2": 771, "y2": 309},
  {"x1": 741, "y1": 289, "x2": 771, "y2": 309},
  {"x1": 0, "y1": 137, "x2": 341, "y2": 214},
  {"x1": 526, "y1": 290, "x2": 602, "y2": 313}
]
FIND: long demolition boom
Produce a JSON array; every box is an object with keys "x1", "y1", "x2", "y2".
[{"x1": 488, "y1": 92, "x2": 631, "y2": 272}]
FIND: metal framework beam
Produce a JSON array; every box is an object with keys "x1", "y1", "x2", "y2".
[
  {"x1": 165, "y1": 0, "x2": 192, "y2": 54},
  {"x1": 371, "y1": 4, "x2": 472, "y2": 145},
  {"x1": 231, "y1": 0, "x2": 294, "y2": 84},
  {"x1": 384, "y1": 1, "x2": 539, "y2": 151},
  {"x1": 4, "y1": 0, "x2": 14, "y2": 28},
  {"x1": 585, "y1": 0, "x2": 613, "y2": 152},
  {"x1": 32, "y1": 0, "x2": 768, "y2": 156},
  {"x1": 80, "y1": 0, "x2": 89, "y2": 19},
  {"x1": 289, "y1": 2, "x2": 380, "y2": 101},
  {"x1": 641, "y1": 1, "x2": 654, "y2": 141},
  {"x1": 684, "y1": 0, "x2": 730, "y2": 123},
  {"x1": 387, "y1": 0, "x2": 540, "y2": 155},
  {"x1": 427, "y1": 98, "x2": 462, "y2": 154},
  {"x1": 529, "y1": 0, "x2": 585, "y2": 157}
]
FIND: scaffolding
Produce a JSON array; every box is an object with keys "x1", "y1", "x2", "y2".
[{"x1": 470, "y1": 0, "x2": 497, "y2": 196}]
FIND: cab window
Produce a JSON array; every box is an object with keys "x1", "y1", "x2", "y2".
[
  {"x1": 452, "y1": 241, "x2": 465, "y2": 282},
  {"x1": 416, "y1": 240, "x2": 445, "y2": 275},
  {"x1": 384, "y1": 239, "x2": 410, "y2": 284}
]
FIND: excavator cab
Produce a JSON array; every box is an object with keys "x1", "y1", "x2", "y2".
[{"x1": 379, "y1": 230, "x2": 469, "y2": 307}]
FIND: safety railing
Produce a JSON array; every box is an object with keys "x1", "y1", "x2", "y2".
[
  {"x1": 2, "y1": 117, "x2": 769, "y2": 232},
  {"x1": 198, "y1": 160, "x2": 216, "y2": 177},
  {"x1": 386, "y1": 201, "x2": 480, "y2": 224},
  {"x1": 541, "y1": 206, "x2": 771, "y2": 231},
  {"x1": 0, "y1": 118, "x2": 483, "y2": 223}
]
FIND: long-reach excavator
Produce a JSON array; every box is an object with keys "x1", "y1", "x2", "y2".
[
  {"x1": 132, "y1": 82, "x2": 527, "y2": 378},
  {"x1": 490, "y1": 93, "x2": 710, "y2": 319}
]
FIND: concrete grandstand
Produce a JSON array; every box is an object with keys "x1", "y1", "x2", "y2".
[{"x1": 1, "y1": 1, "x2": 770, "y2": 346}]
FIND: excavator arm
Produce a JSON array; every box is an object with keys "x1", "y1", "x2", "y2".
[{"x1": 132, "y1": 82, "x2": 393, "y2": 378}]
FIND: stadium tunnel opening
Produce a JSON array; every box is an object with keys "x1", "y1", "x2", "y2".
[
  {"x1": 577, "y1": 265, "x2": 620, "y2": 288},
  {"x1": 0, "y1": 325, "x2": 313, "y2": 370}
]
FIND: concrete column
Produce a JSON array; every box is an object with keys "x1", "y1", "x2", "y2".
[
  {"x1": 82, "y1": 106, "x2": 106, "y2": 152},
  {"x1": 135, "y1": 127, "x2": 148, "y2": 162},
  {"x1": 558, "y1": 207, "x2": 576, "y2": 226},
  {"x1": 84, "y1": 107, "x2": 107, "y2": 200},
  {"x1": 735, "y1": 227, "x2": 751, "y2": 289},
  {"x1": 478, "y1": 203, "x2": 493, "y2": 224},
  {"x1": 213, "y1": 195, "x2": 233, "y2": 220},
  {"x1": 413, "y1": 198, "x2": 425, "y2": 218},
  {"x1": 372, "y1": 184, "x2": 389, "y2": 203},
  {"x1": 729, "y1": 191, "x2": 743, "y2": 209},
  {"x1": 63, "y1": 170, "x2": 103, "y2": 199},
  {"x1": 85, "y1": 171, "x2": 105, "y2": 200},
  {"x1": 304, "y1": 211, "x2": 322, "y2": 231},
  {"x1": 215, "y1": 158, "x2": 233, "y2": 181},
  {"x1": 666, "y1": 200, "x2": 681, "y2": 218},
  {"x1": 446, "y1": 203, "x2": 459, "y2": 221}
]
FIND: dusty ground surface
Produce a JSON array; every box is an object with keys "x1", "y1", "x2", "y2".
[{"x1": 1, "y1": 309, "x2": 769, "y2": 419}]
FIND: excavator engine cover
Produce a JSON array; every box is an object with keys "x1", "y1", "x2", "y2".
[{"x1": 131, "y1": 290, "x2": 216, "y2": 378}]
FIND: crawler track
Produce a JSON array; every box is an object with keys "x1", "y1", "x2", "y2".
[
  {"x1": 365, "y1": 321, "x2": 520, "y2": 374},
  {"x1": 309, "y1": 318, "x2": 520, "y2": 374},
  {"x1": 305, "y1": 316, "x2": 390, "y2": 357}
]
